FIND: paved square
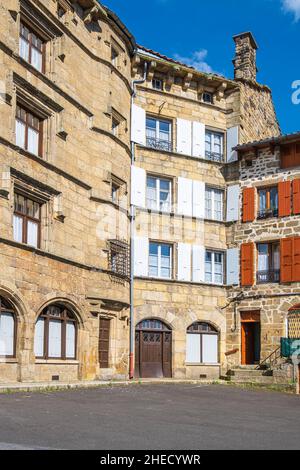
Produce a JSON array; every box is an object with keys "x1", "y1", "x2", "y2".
[{"x1": 0, "y1": 384, "x2": 299, "y2": 450}]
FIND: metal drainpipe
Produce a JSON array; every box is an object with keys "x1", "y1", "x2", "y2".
[{"x1": 129, "y1": 61, "x2": 148, "y2": 380}]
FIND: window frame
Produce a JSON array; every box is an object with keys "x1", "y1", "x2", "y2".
[
  {"x1": 205, "y1": 130, "x2": 224, "y2": 162},
  {"x1": 152, "y1": 78, "x2": 164, "y2": 91},
  {"x1": 148, "y1": 241, "x2": 173, "y2": 280},
  {"x1": 205, "y1": 186, "x2": 224, "y2": 221},
  {"x1": 256, "y1": 242, "x2": 280, "y2": 284},
  {"x1": 146, "y1": 115, "x2": 172, "y2": 152},
  {"x1": 0, "y1": 297, "x2": 17, "y2": 359},
  {"x1": 34, "y1": 305, "x2": 77, "y2": 361},
  {"x1": 146, "y1": 175, "x2": 172, "y2": 212},
  {"x1": 257, "y1": 186, "x2": 279, "y2": 219},
  {"x1": 13, "y1": 192, "x2": 42, "y2": 249},
  {"x1": 202, "y1": 92, "x2": 213, "y2": 104},
  {"x1": 19, "y1": 21, "x2": 46, "y2": 73},
  {"x1": 205, "y1": 250, "x2": 225, "y2": 285},
  {"x1": 108, "y1": 240, "x2": 130, "y2": 277},
  {"x1": 186, "y1": 322, "x2": 219, "y2": 365},
  {"x1": 16, "y1": 104, "x2": 44, "y2": 157}
]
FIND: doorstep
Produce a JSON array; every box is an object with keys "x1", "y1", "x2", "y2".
[{"x1": 0, "y1": 378, "x2": 219, "y2": 393}]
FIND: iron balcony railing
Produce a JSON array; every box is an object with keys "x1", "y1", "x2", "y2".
[
  {"x1": 257, "y1": 269, "x2": 280, "y2": 284},
  {"x1": 205, "y1": 151, "x2": 224, "y2": 163},
  {"x1": 146, "y1": 136, "x2": 172, "y2": 152},
  {"x1": 257, "y1": 208, "x2": 278, "y2": 219}
]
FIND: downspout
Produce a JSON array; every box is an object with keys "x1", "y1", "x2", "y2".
[{"x1": 129, "y1": 60, "x2": 148, "y2": 379}]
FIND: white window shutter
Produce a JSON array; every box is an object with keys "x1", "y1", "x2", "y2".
[
  {"x1": 186, "y1": 334, "x2": 200, "y2": 363},
  {"x1": 226, "y1": 184, "x2": 240, "y2": 222},
  {"x1": 48, "y1": 320, "x2": 62, "y2": 358},
  {"x1": 131, "y1": 166, "x2": 146, "y2": 208},
  {"x1": 192, "y1": 245, "x2": 205, "y2": 283},
  {"x1": 34, "y1": 318, "x2": 45, "y2": 357},
  {"x1": 226, "y1": 126, "x2": 239, "y2": 163},
  {"x1": 192, "y1": 180, "x2": 205, "y2": 219},
  {"x1": 0, "y1": 313, "x2": 14, "y2": 356},
  {"x1": 177, "y1": 177, "x2": 193, "y2": 216},
  {"x1": 131, "y1": 104, "x2": 146, "y2": 145},
  {"x1": 177, "y1": 243, "x2": 192, "y2": 282},
  {"x1": 192, "y1": 122, "x2": 205, "y2": 158},
  {"x1": 227, "y1": 248, "x2": 239, "y2": 285},
  {"x1": 134, "y1": 236, "x2": 149, "y2": 277},
  {"x1": 177, "y1": 119, "x2": 192, "y2": 155},
  {"x1": 202, "y1": 334, "x2": 218, "y2": 364}
]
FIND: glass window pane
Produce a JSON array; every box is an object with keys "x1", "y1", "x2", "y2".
[
  {"x1": 13, "y1": 215, "x2": 23, "y2": 243},
  {"x1": 27, "y1": 127, "x2": 39, "y2": 155},
  {"x1": 48, "y1": 320, "x2": 62, "y2": 358},
  {"x1": 15, "y1": 119, "x2": 26, "y2": 149},
  {"x1": 19, "y1": 37, "x2": 29, "y2": 62},
  {"x1": 259, "y1": 190, "x2": 267, "y2": 211},
  {"x1": 149, "y1": 243, "x2": 159, "y2": 256},
  {"x1": 258, "y1": 244, "x2": 269, "y2": 271},
  {"x1": 66, "y1": 322, "x2": 76, "y2": 358},
  {"x1": 146, "y1": 118, "x2": 156, "y2": 130},
  {"x1": 270, "y1": 188, "x2": 278, "y2": 210},
  {"x1": 27, "y1": 220, "x2": 39, "y2": 248},
  {"x1": 14, "y1": 194, "x2": 25, "y2": 214}
]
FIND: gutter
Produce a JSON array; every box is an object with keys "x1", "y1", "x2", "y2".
[{"x1": 129, "y1": 61, "x2": 148, "y2": 380}]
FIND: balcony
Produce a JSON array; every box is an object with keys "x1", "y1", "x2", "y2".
[
  {"x1": 257, "y1": 208, "x2": 278, "y2": 220},
  {"x1": 257, "y1": 269, "x2": 280, "y2": 284},
  {"x1": 146, "y1": 136, "x2": 172, "y2": 152},
  {"x1": 205, "y1": 151, "x2": 224, "y2": 163}
]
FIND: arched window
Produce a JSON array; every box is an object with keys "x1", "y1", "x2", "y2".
[
  {"x1": 0, "y1": 297, "x2": 16, "y2": 358},
  {"x1": 186, "y1": 322, "x2": 219, "y2": 365},
  {"x1": 34, "y1": 304, "x2": 77, "y2": 360}
]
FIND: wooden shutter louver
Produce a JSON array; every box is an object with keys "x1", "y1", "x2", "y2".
[
  {"x1": 281, "y1": 142, "x2": 300, "y2": 169},
  {"x1": 280, "y1": 238, "x2": 293, "y2": 283},
  {"x1": 242, "y1": 188, "x2": 255, "y2": 223},
  {"x1": 293, "y1": 237, "x2": 300, "y2": 282},
  {"x1": 293, "y1": 179, "x2": 300, "y2": 215},
  {"x1": 241, "y1": 243, "x2": 254, "y2": 286},
  {"x1": 278, "y1": 181, "x2": 291, "y2": 217}
]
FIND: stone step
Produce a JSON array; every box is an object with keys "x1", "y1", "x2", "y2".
[{"x1": 231, "y1": 369, "x2": 273, "y2": 378}]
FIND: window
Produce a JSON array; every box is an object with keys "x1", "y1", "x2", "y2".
[
  {"x1": 111, "y1": 46, "x2": 119, "y2": 67},
  {"x1": 258, "y1": 187, "x2": 278, "y2": 219},
  {"x1": 205, "y1": 187, "x2": 224, "y2": 221},
  {"x1": 16, "y1": 105, "x2": 43, "y2": 157},
  {"x1": 186, "y1": 322, "x2": 218, "y2": 364},
  {"x1": 281, "y1": 142, "x2": 300, "y2": 169},
  {"x1": 112, "y1": 116, "x2": 120, "y2": 137},
  {"x1": 0, "y1": 297, "x2": 16, "y2": 358},
  {"x1": 149, "y1": 242, "x2": 172, "y2": 279},
  {"x1": 19, "y1": 22, "x2": 44, "y2": 72},
  {"x1": 152, "y1": 78, "x2": 163, "y2": 91},
  {"x1": 205, "y1": 131, "x2": 224, "y2": 162},
  {"x1": 203, "y1": 92, "x2": 213, "y2": 104},
  {"x1": 257, "y1": 242, "x2": 280, "y2": 284},
  {"x1": 13, "y1": 193, "x2": 41, "y2": 248},
  {"x1": 205, "y1": 250, "x2": 224, "y2": 285},
  {"x1": 109, "y1": 240, "x2": 130, "y2": 277},
  {"x1": 146, "y1": 116, "x2": 172, "y2": 152},
  {"x1": 146, "y1": 176, "x2": 172, "y2": 212},
  {"x1": 34, "y1": 304, "x2": 77, "y2": 360}
]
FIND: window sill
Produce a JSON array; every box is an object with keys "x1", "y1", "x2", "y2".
[
  {"x1": 0, "y1": 358, "x2": 17, "y2": 363},
  {"x1": 35, "y1": 359, "x2": 79, "y2": 365},
  {"x1": 185, "y1": 363, "x2": 220, "y2": 367}
]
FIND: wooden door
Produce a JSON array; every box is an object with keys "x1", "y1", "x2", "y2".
[
  {"x1": 135, "y1": 326, "x2": 172, "y2": 378},
  {"x1": 99, "y1": 318, "x2": 110, "y2": 368},
  {"x1": 241, "y1": 323, "x2": 255, "y2": 365}
]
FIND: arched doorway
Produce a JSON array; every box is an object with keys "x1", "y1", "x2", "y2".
[
  {"x1": 135, "y1": 319, "x2": 172, "y2": 378},
  {"x1": 288, "y1": 305, "x2": 300, "y2": 339}
]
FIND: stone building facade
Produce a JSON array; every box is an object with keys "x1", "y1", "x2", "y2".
[
  {"x1": 0, "y1": 0, "x2": 134, "y2": 383},
  {"x1": 225, "y1": 134, "x2": 300, "y2": 372},
  {"x1": 131, "y1": 33, "x2": 280, "y2": 379}
]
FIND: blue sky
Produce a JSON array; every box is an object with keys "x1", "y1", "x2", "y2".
[{"x1": 104, "y1": 0, "x2": 300, "y2": 134}]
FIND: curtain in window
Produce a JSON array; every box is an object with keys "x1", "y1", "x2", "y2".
[
  {"x1": 0, "y1": 313, "x2": 14, "y2": 356},
  {"x1": 31, "y1": 48, "x2": 42, "y2": 72},
  {"x1": 15, "y1": 119, "x2": 26, "y2": 149},
  {"x1": 48, "y1": 320, "x2": 62, "y2": 358},
  {"x1": 13, "y1": 215, "x2": 23, "y2": 243},
  {"x1": 27, "y1": 221, "x2": 38, "y2": 248},
  {"x1": 214, "y1": 253, "x2": 223, "y2": 284},
  {"x1": 205, "y1": 189, "x2": 213, "y2": 219},
  {"x1": 205, "y1": 252, "x2": 212, "y2": 283},
  {"x1": 34, "y1": 318, "x2": 44, "y2": 357},
  {"x1": 19, "y1": 37, "x2": 29, "y2": 62},
  {"x1": 27, "y1": 127, "x2": 39, "y2": 155},
  {"x1": 146, "y1": 178, "x2": 157, "y2": 210},
  {"x1": 160, "y1": 180, "x2": 171, "y2": 211},
  {"x1": 273, "y1": 245, "x2": 280, "y2": 270},
  {"x1": 259, "y1": 190, "x2": 267, "y2": 211},
  {"x1": 214, "y1": 190, "x2": 223, "y2": 221},
  {"x1": 258, "y1": 245, "x2": 269, "y2": 271},
  {"x1": 66, "y1": 322, "x2": 76, "y2": 358}
]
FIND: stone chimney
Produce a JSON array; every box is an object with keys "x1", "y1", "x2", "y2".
[{"x1": 233, "y1": 32, "x2": 258, "y2": 82}]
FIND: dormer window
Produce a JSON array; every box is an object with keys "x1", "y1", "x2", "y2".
[
  {"x1": 19, "y1": 22, "x2": 45, "y2": 73},
  {"x1": 203, "y1": 92, "x2": 213, "y2": 104},
  {"x1": 152, "y1": 78, "x2": 163, "y2": 91}
]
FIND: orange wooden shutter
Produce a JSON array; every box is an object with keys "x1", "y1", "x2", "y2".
[
  {"x1": 293, "y1": 179, "x2": 300, "y2": 215},
  {"x1": 278, "y1": 181, "x2": 291, "y2": 217},
  {"x1": 241, "y1": 243, "x2": 254, "y2": 286},
  {"x1": 293, "y1": 237, "x2": 300, "y2": 282},
  {"x1": 242, "y1": 188, "x2": 255, "y2": 223},
  {"x1": 281, "y1": 144, "x2": 295, "y2": 169},
  {"x1": 280, "y1": 238, "x2": 293, "y2": 283}
]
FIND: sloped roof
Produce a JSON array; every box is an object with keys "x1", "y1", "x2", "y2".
[{"x1": 235, "y1": 131, "x2": 300, "y2": 152}]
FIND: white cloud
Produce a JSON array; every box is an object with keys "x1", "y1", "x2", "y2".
[
  {"x1": 173, "y1": 49, "x2": 215, "y2": 74},
  {"x1": 282, "y1": 0, "x2": 300, "y2": 21}
]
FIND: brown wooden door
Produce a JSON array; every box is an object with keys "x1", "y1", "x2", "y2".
[
  {"x1": 99, "y1": 318, "x2": 110, "y2": 368},
  {"x1": 241, "y1": 322, "x2": 261, "y2": 365},
  {"x1": 135, "y1": 328, "x2": 172, "y2": 378}
]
